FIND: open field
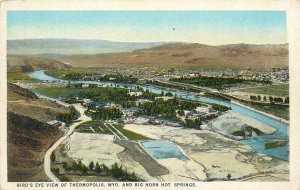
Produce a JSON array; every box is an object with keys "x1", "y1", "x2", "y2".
[
  {"x1": 75, "y1": 121, "x2": 150, "y2": 140},
  {"x1": 234, "y1": 84, "x2": 289, "y2": 96},
  {"x1": 7, "y1": 72, "x2": 37, "y2": 81},
  {"x1": 112, "y1": 123, "x2": 150, "y2": 140},
  {"x1": 247, "y1": 102, "x2": 289, "y2": 120}
]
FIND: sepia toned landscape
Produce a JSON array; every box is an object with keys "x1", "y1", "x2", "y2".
[{"x1": 7, "y1": 11, "x2": 289, "y2": 183}]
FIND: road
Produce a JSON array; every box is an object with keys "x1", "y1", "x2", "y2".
[{"x1": 43, "y1": 103, "x2": 91, "y2": 182}]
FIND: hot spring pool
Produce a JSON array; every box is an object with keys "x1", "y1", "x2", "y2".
[{"x1": 142, "y1": 140, "x2": 189, "y2": 160}]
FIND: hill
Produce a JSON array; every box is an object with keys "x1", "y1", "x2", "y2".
[
  {"x1": 7, "y1": 54, "x2": 71, "y2": 72},
  {"x1": 7, "y1": 112, "x2": 62, "y2": 181},
  {"x1": 7, "y1": 39, "x2": 165, "y2": 55},
  {"x1": 44, "y1": 43, "x2": 288, "y2": 69},
  {"x1": 7, "y1": 83, "x2": 71, "y2": 181},
  {"x1": 7, "y1": 83, "x2": 69, "y2": 122}
]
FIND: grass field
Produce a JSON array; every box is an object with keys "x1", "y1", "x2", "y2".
[
  {"x1": 75, "y1": 121, "x2": 111, "y2": 134},
  {"x1": 7, "y1": 72, "x2": 36, "y2": 81},
  {"x1": 33, "y1": 85, "x2": 125, "y2": 98},
  {"x1": 235, "y1": 84, "x2": 289, "y2": 96},
  {"x1": 248, "y1": 102, "x2": 289, "y2": 120},
  {"x1": 75, "y1": 121, "x2": 150, "y2": 140},
  {"x1": 33, "y1": 86, "x2": 96, "y2": 97},
  {"x1": 112, "y1": 123, "x2": 150, "y2": 140}
]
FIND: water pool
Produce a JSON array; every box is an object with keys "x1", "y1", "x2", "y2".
[{"x1": 142, "y1": 140, "x2": 189, "y2": 160}]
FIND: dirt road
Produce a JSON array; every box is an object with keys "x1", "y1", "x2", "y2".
[{"x1": 43, "y1": 102, "x2": 91, "y2": 182}]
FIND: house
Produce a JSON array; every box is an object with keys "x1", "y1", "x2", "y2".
[
  {"x1": 195, "y1": 105, "x2": 213, "y2": 113},
  {"x1": 82, "y1": 84, "x2": 89, "y2": 88},
  {"x1": 128, "y1": 90, "x2": 143, "y2": 96},
  {"x1": 155, "y1": 96, "x2": 174, "y2": 101},
  {"x1": 46, "y1": 120, "x2": 62, "y2": 127}
]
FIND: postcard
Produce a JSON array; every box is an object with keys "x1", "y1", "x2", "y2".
[{"x1": 0, "y1": 0, "x2": 300, "y2": 190}]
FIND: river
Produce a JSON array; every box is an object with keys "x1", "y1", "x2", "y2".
[{"x1": 28, "y1": 70, "x2": 289, "y2": 161}]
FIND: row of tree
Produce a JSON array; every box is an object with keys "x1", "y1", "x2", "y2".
[
  {"x1": 170, "y1": 76, "x2": 271, "y2": 89},
  {"x1": 85, "y1": 106, "x2": 122, "y2": 120},
  {"x1": 135, "y1": 99, "x2": 204, "y2": 121},
  {"x1": 56, "y1": 106, "x2": 78, "y2": 124},
  {"x1": 249, "y1": 95, "x2": 289, "y2": 103},
  {"x1": 60, "y1": 161, "x2": 137, "y2": 181},
  {"x1": 63, "y1": 73, "x2": 138, "y2": 84}
]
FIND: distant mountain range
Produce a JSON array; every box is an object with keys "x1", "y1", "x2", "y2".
[
  {"x1": 7, "y1": 39, "x2": 166, "y2": 55},
  {"x1": 7, "y1": 39, "x2": 288, "y2": 70}
]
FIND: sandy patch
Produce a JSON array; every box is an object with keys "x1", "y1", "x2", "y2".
[
  {"x1": 124, "y1": 123, "x2": 288, "y2": 181},
  {"x1": 124, "y1": 124, "x2": 206, "y2": 146},
  {"x1": 209, "y1": 110, "x2": 276, "y2": 136},
  {"x1": 158, "y1": 158, "x2": 206, "y2": 181},
  {"x1": 68, "y1": 132, "x2": 124, "y2": 166},
  {"x1": 189, "y1": 150, "x2": 258, "y2": 179}
]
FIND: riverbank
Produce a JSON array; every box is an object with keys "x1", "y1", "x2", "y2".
[{"x1": 231, "y1": 100, "x2": 289, "y2": 125}]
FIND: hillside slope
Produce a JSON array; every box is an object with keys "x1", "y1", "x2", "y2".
[
  {"x1": 7, "y1": 83, "x2": 69, "y2": 122},
  {"x1": 7, "y1": 83, "x2": 70, "y2": 181},
  {"x1": 7, "y1": 55, "x2": 71, "y2": 72},
  {"x1": 7, "y1": 39, "x2": 164, "y2": 55},
  {"x1": 7, "y1": 112, "x2": 62, "y2": 182},
  {"x1": 48, "y1": 43, "x2": 288, "y2": 69}
]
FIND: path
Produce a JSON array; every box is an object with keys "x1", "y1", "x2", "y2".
[{"x1": 42, "y1": 99, "x2": 91, "y2": 182}]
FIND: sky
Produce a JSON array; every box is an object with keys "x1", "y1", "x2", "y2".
[{"x1": 7, "y1": 11, "x2": 287, "y2": 45}]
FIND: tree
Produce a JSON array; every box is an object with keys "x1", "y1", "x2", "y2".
[
  {"x1": 263, "y1": 96, "x2": 267, "y2": 101},
  {"x1": 95, "y1": 162, "x2": 101, "y2": 173},
  {"x1": 257, "y1": 95, "x2": 261, "y2": 101},
  {"x1": 284, "y1": 97, "x2": 289, "y2": 104},
  {"x1": 227, "y1": 173, "x2": 231, "y2": 180},
  {"x1": 165, "y1": 92, "x2": 173, "y2": 96},
  {"x1": 50, "y1": 152, "x2": 56, "y2": 163},
  {"x1": 269, "y1": 96, "x2": 274, "y2": 102},
  {"x1": 89, "y1": 161, "x2": 95, "y2": 170}
]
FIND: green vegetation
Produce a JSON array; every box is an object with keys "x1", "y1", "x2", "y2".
[
  {"x1": 7, "y1": 72, "x2": 36, "y2": 81},
  {"x1": 236, "y1": 84, "x2": 289, "y2": 96},
  {"x1": 48, "y1": 68, "x2": 139, "y2": 84},
  {"x1": 265, "y1": 140, "x2": 288, "y2": 149},
  {"x1": 57, "y1": 175, "x2": 70, "y2": 182},
  {"x1": 50, "y1": 152, "x2": 56, "y2": 163},
  {"x1": 135, "y1": 98, "x2": 204, "y2": 122},
  {"x1": 56, "y1": 106, "x2": 78, "y2": 124},
  {"x1": 46, "y1": 67, "x2": 109, "y2": 78},
  {"x1": 231, "y1": 126, "x2": 264, "y2": 138},
  {"x1": 210, "y1": 103, "x2": 231, "y2": 112},
  {"x1": 203, "y1": 92, "x2": 231, "y2": 101},
  {"x1": 76, "y1": 121, "x2": 111, "y2": 134},
  {"x1": 60, "y1": 161, "x2": 138, "y2": 181},
  {"x1": 51, "y1": 167, "x2": 60, "y2": 175},
  {"x1": 112, "y1": 123, "x2": 150, "y2": 140},
  {"x1": 246, "y1": 126, "x2": 264, "y2": 135},
  {"x1": 170, "y1": 76, "x2": 271, "y2": 89},
  {"x1": 148, "y1": 80, "x2": 201, "y2": 93},
  {"x1": 34, "y1": 85, "x2": 156, "y2": 102},
  {"x1": 231, "y1": 130, "x2": 245, "y2": 137},
  {"x1": 85, "y1": 106, "x2": 122, "y2": 120},
  {"x1": 183, "y1": 118, "x2": 202, "y2": 129},
  {"x1": 246, "y1": 101, "x2": 289, "y2": 120},
  {"x1": 250, "y1": 95, "x2": 288, "y2": 104}
]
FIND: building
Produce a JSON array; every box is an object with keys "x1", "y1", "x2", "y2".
[
  {"x1": 155, "y1": 96, "x2": 174, "y2": 101},
  {"x1": 195, "y1": 105, "x2": 213, "y2": 113},
  {"x1": 128, "y1": 90, "x2": 143, "y2": 96},
  {"x1": 82, "y1": 84, "x2": 89, "y2": 88}
]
